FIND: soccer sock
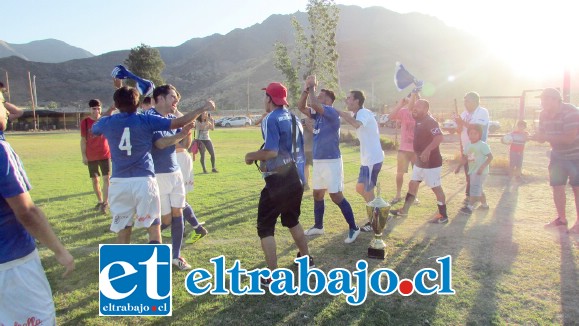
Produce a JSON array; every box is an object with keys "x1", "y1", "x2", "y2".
[
  {"x1": 171, "y1": 216, "x2": 184, "y2": 259},
  {"x1": 313, "y1": 199, "x2": 325, "y2": 229},
  {"x1": 183, "y1": 202, "x2": 201, "y2": 229},
  {"x1": 401, "y1": 192, "x2": 415, "y2": 213},
  {"x1": 437, "y1": 202, "x2": 447, "y2": 217},
  {"x1": 161, "y1": 223, "x2": 170, "y2": 231},
  {"x1": 338, "y1": 198, "x2": 357, "y2": 230},
  {"x1": 148, "y1": 240, "x2": 160, "y2": 244}
]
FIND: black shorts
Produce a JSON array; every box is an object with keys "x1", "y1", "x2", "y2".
[
  {"x1": 88, "y1": 159, "x2": 110, "y2": 178},
  {"x1": 257, "y1": 163, "x2": 303, "y2": 238}
]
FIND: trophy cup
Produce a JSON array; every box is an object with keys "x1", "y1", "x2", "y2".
[{"x1": 366, "y1": 183, "x2": 391, "y2": 260}]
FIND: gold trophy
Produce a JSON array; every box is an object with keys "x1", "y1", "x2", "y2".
[{"x1": 366, "y1": 183, "x2": 390, "y2": 259}]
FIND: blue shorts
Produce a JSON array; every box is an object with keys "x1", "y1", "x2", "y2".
[
  {"x1": 509, "y1": 151, "x2": 524, "y2": 170},
  {"x1": 549, "y1": 158, "x2": 579, "y2": 187},
  {"x1": 357, "y1": 162, "x2": 383, "y2": 192}
]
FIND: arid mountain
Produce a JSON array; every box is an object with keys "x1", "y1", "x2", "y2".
[
  {"x1": 0, "y1": 5, "x2": 572, "y2": 112},
  {"x1": 0, "y1": 39, "x2": 94, "y2": 63}
]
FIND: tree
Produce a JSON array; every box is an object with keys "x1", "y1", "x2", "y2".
[
  {"x1": 124, "y1": 43, "x2": 166, "y2": 87},
  {"x1": 274, "y1": 0, "x2": 340, "y2": 106}
]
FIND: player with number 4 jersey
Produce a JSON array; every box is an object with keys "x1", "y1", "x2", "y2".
[{"x1": 92, "y1": 85, "x2": 214, "y2": 244}]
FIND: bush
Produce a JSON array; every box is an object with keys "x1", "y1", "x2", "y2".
[
  {"x1": 340, "y1": 132, "x2": 397, "y2": 151},
  {"x1": 380, "y1": 137, "x2": 397, "y2": 151}
]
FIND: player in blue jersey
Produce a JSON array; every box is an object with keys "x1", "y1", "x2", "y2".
[
  {"x1": 0, "y1": 98, "x2": 74, "y2": 324},
  {"x1": 245, "y1": 82, "x2": 312, "y2": 285},
  {"x1": 298, "y1": 75, "x2": 361, "y2": 244},
  {"x1": 146, "y1": 85, "x2": 196, "y2": 270},
  {"x1": 92, "y1": 85, "x2": 214, "y2": 244}
]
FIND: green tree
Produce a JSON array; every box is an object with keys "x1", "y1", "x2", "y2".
[
  {"x1": 274, "y1": 0, "x2": 340, "y2": 106},
  {"x1": 124, "y1": 43, "x2": 166, "y2": 87}
]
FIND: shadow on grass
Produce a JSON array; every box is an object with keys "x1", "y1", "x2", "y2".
[
  {"x1": 34, "y1": 191, "x2": 94, "y2": 205},
  {"x1": 463, "y1": 186, "x2": 518, "y2": 324},
  {"x1": 558, "y1": 221, "x2": 579, "y2": 324}
]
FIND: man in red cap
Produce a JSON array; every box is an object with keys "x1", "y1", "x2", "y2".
[{"x1": 245, "y1": 82, "x2": 313, "y2": 287}]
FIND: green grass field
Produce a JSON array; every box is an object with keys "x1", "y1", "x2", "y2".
[{"x1": 5, "y1": 128, "x2": 579, "y2": 325}]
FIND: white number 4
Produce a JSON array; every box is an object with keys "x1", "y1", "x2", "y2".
[{"x1": 118, "y1": 127, "x2": 132, "y2": 156}]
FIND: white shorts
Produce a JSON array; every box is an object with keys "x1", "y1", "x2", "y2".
[
  {"x1": 176, "y1": 151, "x2": 194, "y2": 193},
  {"x1": 0, "y1": 250, "x2": 56, "y2": 325},
  {"x1": 312, "y1": 158, "x2": 344, "y2": 193},
  {"x1": 108, "y1": 177, "x2": 161, "y2": 233},
  {"x1": 411, "y1": 166, "x2": 442, "y2": 188},
  {"x1": 157, "y1": 171, "x2": 186, "y2": 215}
]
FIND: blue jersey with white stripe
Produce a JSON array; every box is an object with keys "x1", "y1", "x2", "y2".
[
  {"x1": 311, "y1": 105, "x2": 341, "y2": 160},
  {"x1": 145, "y1": 108, "x2": 181, "y2": 174},
  {"x1": 261, "y1": 108, "x2": 305, "y2": 181},
  {"x1": 0, "y1": 132, "x2": 36, "y2": 264},
  {"x1": 92, "y1": 112, "x2": 172, "y2": 178}
]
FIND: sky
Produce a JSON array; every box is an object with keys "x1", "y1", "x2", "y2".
[{"x1": 2, "y1": 0, "x2": 577, "y2": 79}]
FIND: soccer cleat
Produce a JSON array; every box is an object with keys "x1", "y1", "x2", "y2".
[
  {"x1": 100, "y1": 203, "x2": 108, "y2": 214},
  {"x1": 94, "y1": 203, "x2": 102, "y2": 211},
  {"x1": 460, "y1": 206, "x2": 473, "y2": 215},
  {"x1": 172, "y1": 257, "x2": 192, "y2": 270},
  {"x1": 389, "y1": 209, "x2": 408, "y2": 217},
  {"x1": 478, "y1": 204, "x2": 490, "y2": 210},
  {"x1": 304, "y1": 227, "x2": 324, "y2": 236},
  {"x1": 212, "y1": 168, "x2": 219, "y2": 173},
  {"x1": 294, "y1": 252, "x2": 316, "y2": 268},
  {"x1": 389, "y1": 197, "x2": 402, "y2": 205},
  {"x1": 344, "y1": 227, "x2": 361, "y2": 244},
  {"x1": 429, "y1": 215, "x2": 449, "y2": 224},
  {"x1": 361, "y1": 221, "x2": 373, "y2": 232},
  {"x1": 185, "y1": 226, "x2": 208, "y2": 244}
]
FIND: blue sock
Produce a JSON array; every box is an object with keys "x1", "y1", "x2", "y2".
[
  {"x1": 171, "y1": 216, "x2": 184, "y2": 259},
  {"x1": 161, "y1": 223, "x2": 170, "y2": 231},
  {"x1": 338, "y1": 198, "x2": 357, "y2": 230},
  {"x1": 183, "y1": 202, "x2": 201, "y2": 229},
  {"x1": 314, "y1": 199, "x2": 325, "y2": 229}
]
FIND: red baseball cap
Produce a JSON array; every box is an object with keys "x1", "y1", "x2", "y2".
[{"x1": 262, "y1": 82, "x2": 289, "y2": 106}]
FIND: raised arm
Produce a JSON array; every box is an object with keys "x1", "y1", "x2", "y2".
[
  {"x1": 171, "y1": 100, "x2": 215, "y2": 129},
  {"x1": 4, "y1": 101, "x2": 24, "y2": 119},
  {"x1": 337, "y1": 110, "x2": 363, "y2": 129}
]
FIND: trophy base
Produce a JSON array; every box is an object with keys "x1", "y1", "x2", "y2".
[{"x1": 367, "y1": 247, "x2": 385, "y2": 260}]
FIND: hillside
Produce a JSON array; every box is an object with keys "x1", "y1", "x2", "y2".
[
  {"x1": 0, "y1": 39, "x2": 94, "y2": 63},
  {"x1": 0, "y1": 5, "x2": 573, "y2": 111}
]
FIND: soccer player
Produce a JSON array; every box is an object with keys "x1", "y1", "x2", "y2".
[
  {"x1": 0, "y1": 94, "x2": 74, "y2": 324},
  {"x1": 338, "y1": 90, "x2": 384, "y2": 239},
  {"x1": 146, "y1": 85, "x2": 197, "y2": 270},
  {"x1": 298, "y1": 75, "x2": 360, "y2": 244},
  {"x1": 390, "y1": 98, "x2": 449, "y2": 224},
  {"x1": 245, "y1": 82, "x2": 312, "y2": 286},
  {"x1": 80, "y1": 99, "x2": 111, "y2": 213},
  {"x1": 92, "y1": 85, "x2": 214, "y2": 244}
]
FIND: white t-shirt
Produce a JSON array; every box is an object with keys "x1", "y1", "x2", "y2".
[
  {"x1": 460, "y1": 106, "x2": 489, "y2": 147},
  {"x1": 354, "y1": 108, "x2": 384, "y2": 166}
]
